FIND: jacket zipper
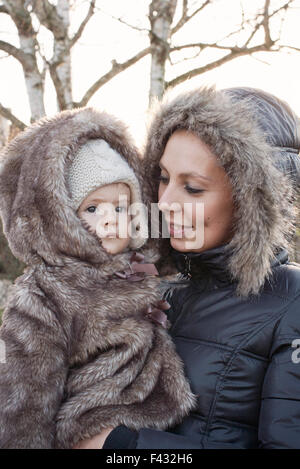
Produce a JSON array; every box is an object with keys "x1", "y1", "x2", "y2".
[
  {"x1": 184, "y1": 255, "x2": 192, "y2": 279},
  {"x1": 168, "y1": 255, "x2": 192, "y2": 334}
]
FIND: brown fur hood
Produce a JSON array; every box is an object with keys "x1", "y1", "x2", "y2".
[
  {"x1": 143, "y1": 86, "x2": 300, "y2": 298},
  {"x1": 0, "y1": 107, "x2": 153, "y2": 269}
]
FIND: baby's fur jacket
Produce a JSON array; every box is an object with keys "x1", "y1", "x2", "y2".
[{"x1": 0, "y1": 108, "x2": 196, "y2": 449}]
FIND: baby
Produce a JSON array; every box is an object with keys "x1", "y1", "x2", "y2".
[{"x1": 0, "y1": 108, "x2": 196, "y2": 449}]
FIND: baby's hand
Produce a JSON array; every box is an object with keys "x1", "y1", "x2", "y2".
[{"x1": 73, "y1": 426, "x2": 115, "y2": 449}]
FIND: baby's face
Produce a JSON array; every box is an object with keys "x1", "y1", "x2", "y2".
[{"x1": 77, "y1": 183, "x2": 131, "y2": 254}]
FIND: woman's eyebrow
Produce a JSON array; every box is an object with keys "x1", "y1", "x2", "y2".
[
  {"x1": 159, "y1": 162, "x2": 212, "y2": 182},
  {"x1": 180, "y1": 172, "x2": 212, "y2": 182}
]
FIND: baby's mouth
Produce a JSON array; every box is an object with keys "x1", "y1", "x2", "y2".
[{"x1": 102, "y1": 232, "x2": 117, "y2": 239}]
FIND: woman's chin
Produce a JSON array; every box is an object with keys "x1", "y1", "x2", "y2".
[{"x1": 170, "y1": 236, "x2": 204, "y2": 252}]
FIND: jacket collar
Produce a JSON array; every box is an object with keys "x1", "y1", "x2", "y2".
[{"x1": 171, "y1": 244, "x2": 289, "y2": 289}]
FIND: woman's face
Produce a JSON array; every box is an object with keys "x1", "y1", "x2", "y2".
[{"x1": 158, "y1": 130, "x2": 235, "y2": 252}]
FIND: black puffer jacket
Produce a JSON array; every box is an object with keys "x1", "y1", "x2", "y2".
[
  {"x1": 103, "y1": 87, "x2": 300, "y2": 449},
  {"x1": 164, "y1": 244, "x2": 300, "y2": 449},
  {"x1": 104, "y1": 245, "x2": 300, "y2": 449}
]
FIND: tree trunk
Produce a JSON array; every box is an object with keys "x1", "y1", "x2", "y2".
[
  {"x1": 51, "y1": 0, "x2": 73, "y2": 110},
  {"x1": 0, "y1": 124, "x2": 24, "y2": 283},
  {"x1": 19, "y1": 34, "x2": 46, "y2": 121},
  {"x1": 3, "y1": 0, "x2": 46, "y2": 121},
  {"x1": 0, "y1": 220, "x2": 25, "y2": 282},
  {"x1": 0, "y1": 116, "x2": 9, "y2": 148},
  {"x1": 149, "y1": 0, "x2": 177, "y2": 103}
]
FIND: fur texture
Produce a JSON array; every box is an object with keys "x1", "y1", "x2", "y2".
[
  {"x1": 143, "y1": 86, "x2": 299, "y2": 297},
  {"x1": 0, "y1": 108, "x2": 196, "y2": 449}
]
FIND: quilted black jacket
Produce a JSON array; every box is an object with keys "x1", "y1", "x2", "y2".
[
  {"x1": 103, "y1": 87, "x2": 300, "y2": 449},
  {"x1": 104, "y1": 244, "x2": 300, "y2": 449}
]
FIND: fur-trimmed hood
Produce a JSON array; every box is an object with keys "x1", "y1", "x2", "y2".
[
  {"x1": 143, "y1": 86, "x2": 300, "y2": 297},
  {"x1": 0, "y1": 107, "x2": 152, "y2": 269},
  {"x1": 0, "y1": 108, "x2": 196, "y2": 448}
]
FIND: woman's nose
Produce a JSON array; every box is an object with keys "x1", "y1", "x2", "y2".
[{"x1": 158, "y1": 185, "x2": 182, "y2": 213}]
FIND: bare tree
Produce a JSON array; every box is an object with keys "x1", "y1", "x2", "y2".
[
  {"x1": 0, "y1": 0, "x2": 298, "y2": 124},
  {"x1": 149, "y1": 0, "x2": 177, "y2": 101},
  {"x1": 0, "y1": 0, "x2": 151, "y2": 126},
  {"x1": 0, "y1": 0, "x2": 96, "y2": 122},
  {"x1": 0, "y1": 0, "x2": 45, "y2": 121},
  {"x1": 166, "y1": 0, "x2": 295, "y2": 89},
  {"x1": 0, "y1": 115, "x2": 9, "y2": 148}
]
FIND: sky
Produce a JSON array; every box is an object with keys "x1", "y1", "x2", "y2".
[{"x1": 0, "y1": 0, "x2": 300, "y2": 146}]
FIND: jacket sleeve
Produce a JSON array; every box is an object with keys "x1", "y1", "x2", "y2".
[
  {"x1": 103, "y1": 425, "x2": 207, "y2": 449},
  {"x1": 0, "y1": 290, "x2": 69, "y2": 448},
  {"x1": 258, "y1": 292, "x2": 300, "y2": 449},
  {"x1": 103, "y1": 425, "x2": 241, "y2": 449}
]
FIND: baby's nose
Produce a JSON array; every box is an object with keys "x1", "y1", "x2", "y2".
[
  {"x1": 97, "y1": 204, "x2": 115, "y2": 221},
  {"x1": 103, "y1": 210, "x2": 116, "y2": 226},
  {"x1": 95, "y1": 204, "x2": 117, "y2": 238}
]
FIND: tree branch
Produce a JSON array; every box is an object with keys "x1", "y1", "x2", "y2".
[
  {"x1": 243, "y1": 0, "x2": 293, "y2": 47},
  {"x1": 75, "y1": 47, "x2": 151, "y2": 107},
  {"x1": 0, "y1": 103, "x2": 26, "y2": 130},
  {"x1": 4, "y1": 0, "x2": 37, "y2": 38},
  {"x1": 170, "y1": 42, "x2": 240, "y2": 53},
  {"x1": 270, "y1": 0, "x2": 295, "y2": 16},
  {"x1": 31, "y1": 0, "x2": 66, "y2": 38},
  {"x1": 0, "y1": 40, "x2": 29, "y2": 65},
  {"x1": 170, "y1": 47, "x2": 202, "y2": 65},
  {"x1": 174, "y1": 0, "x2": 293, "y2": 55},
  {"x1": 172, "y1": 0, "x2": 211, "y2": 34},
  {"x1": 263, "y1": 0, "x2": 273, "y2": 46},
  {"x1": 96, "y1": 6, "x2": 149, "y2": 33},
  {"x1": 281, "y1": 45, "x2": 300, "y2": 52},
  {"x1": 69, "y1": 0, "x2": 96, "y2": 49},
  {"x1": 166, "y1": 44, "x2": 278, "y2": 88}
]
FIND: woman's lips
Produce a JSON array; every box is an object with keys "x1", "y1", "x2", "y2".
[{"x1": 169, "y1": 223, "x2": 193, "y2": 237}]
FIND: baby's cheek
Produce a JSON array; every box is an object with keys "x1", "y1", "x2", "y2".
[
  {"x1": 80, "y1": 214, "x2": 97, "y2": 233},
  {"x1": 91, "y1": 216, "x2": 101, "y2": 232},
  {"x1": 118, "y1": 213, "x2": 131, "y2": 236}
]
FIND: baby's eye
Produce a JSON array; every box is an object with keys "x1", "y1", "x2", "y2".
[
  {"x1": 86, "y1": 206, "x2": 96, "y2": 213},
  {"x1": 115, "y1": 206, "x2": 127, "y2": 213}
]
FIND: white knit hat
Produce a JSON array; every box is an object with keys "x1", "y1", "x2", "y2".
[{"x1": 67, "y1": 139, "x2": 148, "y2": 249}]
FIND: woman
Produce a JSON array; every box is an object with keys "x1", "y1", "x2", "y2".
[{"x1": 78, "y1": 87, "x2": 300, "y2": 449}]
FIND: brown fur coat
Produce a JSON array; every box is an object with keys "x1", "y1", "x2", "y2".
[{"x1": 0, "y1": 108, "x2": 196, "y2": 449}]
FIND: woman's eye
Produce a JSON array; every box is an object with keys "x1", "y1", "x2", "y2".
[
  {"x1": 158, "y1": 175, "x2": 169, "y2": 184},
  {"x1": 185, "y1": 185, "x2": 204, "y2": 194},
  {"x1": 86, "y1": 206, "x2": 96, "y2": 213}
]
